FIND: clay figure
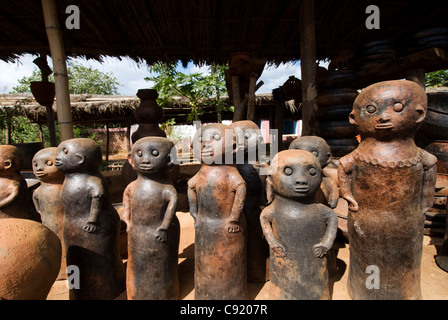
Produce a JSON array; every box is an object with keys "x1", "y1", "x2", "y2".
[
  {"x1": 55, "y1": 138, "x2": 126, "y2": 300},
  {"x1": 338, "y1": 80, "x2": 437, "y2": 300},
  {"x1": 123, "y1": 136, "x2": 180, "y2": 300},
  {"x1": 260, "y1": 149, "x2": 338, "y2": 299},
  {"x1": 230, "y1": 120, "x2": 269, "y2": 282},
  {"x1": 289, "y1": 136, "x2": 339, "y2": 208},
  {"x1": 188, "y1": 123, "x2": 248, "y2": 299},
  {"x1": 0, "y1": 145, "x2": 39, "y2": 221},
  {"x1": 32, "y1": 147, "x2": 67, "y2": 279},
  {"x1": 0, "y1": 218, "x2": 61, "y2": 300}
]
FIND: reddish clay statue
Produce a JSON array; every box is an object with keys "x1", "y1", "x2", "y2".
[
  {"x1": 32, "y1": 147, "x2": 67, "y2": 279},
  {"x1": 0, "y1": 218, "x2": 61, "y2": 300},
  {"x1": 230, "y1": 120, "x2": 269, "y2": 283},
  {"x1": 55, "y1": 138, "x2": 126, "y2": 300},
  {"x1": 123, "y1": 136, "x2": 180, "y2": 300},
  {"x1": 289, "y1": 136, "x2": 339, "y2": 208},
  {"x1": 338, "y1": 80, "x2": 437, "y2": 300},
  {"x1": 188, "y1": 123, "x2": 248, "y2": 299},
  {"x1": 0, "y1": 145, "x2": 39, "y2": 221},
  {"x1": 260, "y1": 149, "x2": 338, "y2": 299}
]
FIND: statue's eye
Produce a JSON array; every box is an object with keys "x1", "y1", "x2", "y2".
[
  {"x1": 393, "y1": 102, "x2": 404, "y2": 112},
  {"x1": 214, "y1": 133, "x2": 221, "y2": 141},
  {"x1": 366, "y1": 105, "x2": 377, "y2": 114},
  {"x1": 284, "y1": 167, "x2": 293, "y2": 176},
  {"x1": 244, "y1": 132, "x2": 251, "y2": 139},
  {"x1": 33, "y1": 161, "x2": 38, "y2": 167},
  {"x1": 46, "y1": 160, "x2": 53, "y2": 166},
  {"x1": 309, "y1": 167, "x2": 317, "y2": 176},
  {"x1": 151, "y1": 149, "x2": 159, "y2": 156},
  {"x1": 137, "y1": 150, "x2": 143, "y2": 157},
  {"x1": 312, "y1": 150, "x2": 319, "y2": 157},
  {"x1": 63, "y1": 148, "x2": 68, "y2": 154}
]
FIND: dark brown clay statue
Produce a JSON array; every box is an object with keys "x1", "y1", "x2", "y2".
[
  {"x1": 32, "y1": 147, "x2": 67, "y2": 279},
  {"x1": 289, "y1": 136, "x2": 339, "y2": 209},
  {"x1": 230, "y1": 120, "x2": 269, "y2": 283},
  {"x1": 0, "y1": 145, "x2": 39, "y2": 221},
  {"x1": 55, "y1": 138, "x2": 126, "y2": 300},
  {"x1": 0, "y1": 218, "x2": 61, "y2": 300},
  {"x1": 123, "y1": 136, "x2": 180, "y2": 300},
  {"x1": 260, "y1": 149, "x2": 338, "y2": 300},
  {"x1": 188, "y1": 123, "x2": 248, "y2": 299},
  {"x1": 338, "y1": 80, "x2": 437, "y2": 300}
]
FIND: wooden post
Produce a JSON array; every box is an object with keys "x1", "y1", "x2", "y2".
[
  {"x1": 246, "y1": 74, "x2": 257, "y2": 122},
  {"x1": 300, "y1": 0, "x2": 317, "y2": 136},
  {"x1": 105, "y1": 123, "x2": 110, "y2": 161},
  {"x1": 232, "y1": 75, "x2": 245, "y2": 122},
  {"x1": 41, "y1": 0, "x2": 74, "y2": 141},
  {"x1": 406, "y1": 68, "x2": 426, "y2": 88}
]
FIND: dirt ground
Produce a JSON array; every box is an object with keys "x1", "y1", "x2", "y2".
[{"x1": 47, "y1": 205, "x2": 448, "y2": 300}]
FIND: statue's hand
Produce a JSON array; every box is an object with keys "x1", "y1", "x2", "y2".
[
  {"x1": 155, "y1": 228, "x2": 168, "y2": 243},
  {"x1": 313, "y1": 243, "x2": 330, "y2": 258},
  {"x1": 83, "y1": 221, "x2": 99, "y2": 233},
  {"x1": 226, "y1": 221, "x2": 241, "y2": 233},
  {"x1": 272, "y1": 243, "x2": 286, "y2": 258}
]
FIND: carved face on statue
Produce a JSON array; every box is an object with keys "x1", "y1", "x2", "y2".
[
  {"x1": 268, "y1": 149, "x2": 322, "y2": 200},
  {"x1": 128, "y1": 136, "x2": 175, "y2": 176},
  {"x1": 349, "y1": 80, "x2": 427, "y2": 140},
  {"x1": 192, "y1": 123, "x2": 235, "y2": 165},
  {"x1": 289, "y1": 136, "x2": 332, "y2": 168},
  {"x1": 33, "y1": 147, "x2": 64, "y2": 183},
  {"x1": 55, "y1": 138, "x2": 102, "y2": 173},
  {"x1": 230, "y1": 120, "x2": 263, "y2": 154}
]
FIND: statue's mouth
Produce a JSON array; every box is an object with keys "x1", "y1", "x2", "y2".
[
  {"x1": 294, "y1": 186, "x2": 309, "y2": 193},
  {"x1": 54, "y1": 160, "x2": 62, "y2": 167},
  {"x1": 34, "y1": 171, "x2": 46, "y2": 177},
  {"x1": 375, "y1": 124, "x2": 394, "y2": 130},
  {"x1": 139, "y1": 164, "x2": 154, "y2": 172}
]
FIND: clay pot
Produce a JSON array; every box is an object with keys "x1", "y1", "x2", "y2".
[
  {"x1": 30, "y1": 81, "x2": 55, "y2": 106},
  {"x1": 0, "y1": 218, "x2": 61, "y2": 300},
  {"x1": 424, "y1": 140, "x2": 448, "y2": 174},
  {"x1": 326, "y1": 138, "x2": 359, "y2": 158},
  {"x1": 315, "y1": 88, "x2": 358, "y2": 107},
  {"x1": 317, "y1": 70, "x2": 357, "y2": 90},
  {"x1": 314, "y1": 120, "x2": 358, "y2": 139},
  {"x1": 316, "y1": 104, "x2": 353, "y2": 121}
]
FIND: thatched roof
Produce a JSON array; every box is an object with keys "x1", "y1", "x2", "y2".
[
  {"x1": 0, "y1": 92, "x2": 298, "y2": 125},
  {"x1": 1, "y1": 1, "x2": 448, "y2": 66}
]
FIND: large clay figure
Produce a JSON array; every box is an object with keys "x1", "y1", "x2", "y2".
[
  {"x1": 338, "y1": 80, "x2": 437, "y2": 300},
  {"x1": 123, "y1": 136, "x2": 180, "y2": 300},
  {"x1": 0, "y1": 145, "x2": 39, "y2": 221},
  {"x1": 260, "y1": 149, "x2": 338, "y2": 300},
  {"x1": 0, "y1": 218, "x2": 61, "y2": 300},
  {"x1": 188, "y1": 123, "x2": 248, "y2": 299},
  {"x1": 32, "y1": 147, "x2": 67, "y2": 279},
  {"x1": 289, "y1": 136, "x2": 339, "y2": 208},
  {"x1": 55, "y1": 138, "x2": 126, "y2": 300},
  {"x1": 230, "y1": 120, "x2": 269, "y2": 282}
]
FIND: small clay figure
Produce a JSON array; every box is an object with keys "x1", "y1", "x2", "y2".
[
  {"x1": 260, "y1": 149, "x2": 338, "y2": 300},
  {"x1": 123, "y1": 136, "x2": 180, "y2": 300},
  {"x1": 188, "y1": 123, "x2": 248, "y2": 299},
  {"x1": 0, "y1": 218, "x2": 61, "y2": 300},
  {"x1": 32, "y1": 147, "x2": 67, "y2": 279},
  {"x1": 338, "y1": 80, "x2": 437, "y2": 300},
  {"x1": 289, "y1": 136, "x2": 339, "y2": 208},
  {"x1": 0, "y1": 145, "x2": 39, "y2": 221},
  {"x1": 55, "y1": 138, "x2": 126, "y2": 300},
  {"x1": 230, "y1": 120, "x2": 269, "y2": 283}
]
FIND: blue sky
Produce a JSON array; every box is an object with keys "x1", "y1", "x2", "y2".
[{"x1": 0, "y1": 54, "x2": 303, "y2": 96}]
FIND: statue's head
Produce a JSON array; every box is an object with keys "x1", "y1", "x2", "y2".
[
  {"x1": 289, "y1": 135, "x2": 332, "y2": 168},
  {"x1": 32, "y1": 147, "x2": 64, "y2": 183},
  {"x1": 128, "y1": 136, "x2": 175, "y2": 176},
  {"x1": 349, "y1": 80, "x2": 427, "y2": 140},
  {"x1": 55, "y1": 138, "x2": 102, "y2": 173},
  {"x1": 0, "y1": 145, "x2": 22, "y2": 174},
  {"x1": 267, "y1": 149, "x2": 322, "y2": 200},
  {"x1": 191, "y1": 123, "x2": 235, "y2": 165},
  {"x1": 230, "y1": 120, "x2": 263, "y2": 154}
]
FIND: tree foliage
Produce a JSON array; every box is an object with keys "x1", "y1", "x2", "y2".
[
  {"x1": 145, "y1": 62, "x2": 232, "y2": 123},
  {"x1": 426, "y1": 69, "x2": 448, "y2": 88}
]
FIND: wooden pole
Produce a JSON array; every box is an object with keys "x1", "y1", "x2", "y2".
[
  {"x1": 246, "y1": 74, "x2": 257, "y2": 122},
  {"x1": 300, "y1": 0, "x2": 317, "y2": 136},
  {"x1": 41, "y1": 0, "x2": 74, "y2": 141},
  {"x1": 232, "y1": 75, "x2": 245, "y2": 122}
]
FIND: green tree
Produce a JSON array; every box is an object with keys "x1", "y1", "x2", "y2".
[
  {"x1": 426, "y1": 69, "x2": 448, "y2": 88},
  {"x1": 145, "y1": 62, "x2": 232, "y2": 123},
  {"x1": 11, "y1": 61, "x2": 120, "y2": 95}
]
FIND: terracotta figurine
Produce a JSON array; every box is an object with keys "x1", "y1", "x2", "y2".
[
  {"x1": 123, "y1": 136, "x2": 180, "y2": 300},
  {"x1": 0, "y1": 144, "x2": 39, "y2": 221},
  {"x1": 55, "y1": 138, "x2": 126, "y2": 300},
  {"x1": 188, "y1": 123, "x2": 248, "y2": 299},
  {"x1": 338, "y1": 80, "x2": 437, "y2": 300},
  {"x1": 32, "y1": 147, "x2": 67, "y2": 279},
  {"x1": 230, "y1": 120, "x2": 269, "y2": 282},
  {"x1": 289, "y1": 136, "x2": 339, "y2": 208},
  {"x1": 260, "y1": 149, "x2": 338, "y2": 299}
]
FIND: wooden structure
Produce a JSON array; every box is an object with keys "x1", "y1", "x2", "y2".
[{"x1": 0, "y1": 1, "x2": 448, "y2": 139}]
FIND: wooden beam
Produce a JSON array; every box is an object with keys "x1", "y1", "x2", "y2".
[
  {"x1": 41, "y1": 0, "x2": 74, "y2": 141},
  {"x1": 300, "y1": 0, "x2": 317, "y2": 136}
]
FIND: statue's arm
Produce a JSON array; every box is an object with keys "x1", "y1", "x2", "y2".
[
  {"x1": 187, "y1": 174, "x2": 199, "y2": 228},
  {"x1": 421, "y1": 151, "x2": 438, "y2": 214},
  {"x1": 338, "y1": 159, "x2": 359, "y2": 212},
  {"x1": 155, "y1": 186, "x2": 178, "y2": 242},
  {"x1": 260, "y1": 204, "x2": 285, "y2": 257}
]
